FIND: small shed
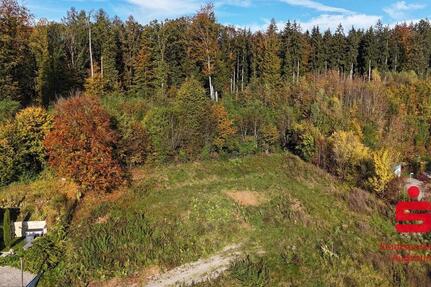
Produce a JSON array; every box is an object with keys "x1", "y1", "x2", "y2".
[{"x1": 13, "y1": 221, "x2": 47, "y2": 238}]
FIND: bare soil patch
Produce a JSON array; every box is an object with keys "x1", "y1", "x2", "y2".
[{"x1": 225, "y1": 190, "x2": 266, "y2": 206}]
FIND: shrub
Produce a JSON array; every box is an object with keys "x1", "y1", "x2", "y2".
[
  {"x1": 116, "y1": 118, "x2": 149, "y2": 167},
  {"x1": 0, "y1": 137, "x2": 15, "y2": 185},
  {"x1": 0, "y1": 99, "x2": 20, "y2": 123},
  {"x1": 211, "y1": 103, "x2": 236, "y2": 152},
  {"x1": 13, "y1": 107, "x2": 53, "y2": 177},
  {"x1": 287, "y1": 123, "x2": 317, "y2": 162},
  {"x1": 259, "y1": 123, "x2": 279, "y2": 153},
  {"x1": 44, "y1": 94, "x2": 124, "y2": 193},
  {"x1": 0, "y1": 107, "x2": 52, "y2": 185},
  {"x1": 367, "y1": 149, "x2": 397, "y2": 194},
  {"x1": 329, "y1": 131, "x2": 370, "y2": 182},
  {"x1": 230, "y1": 255, "x2": 270, "y2": 287},
  {"x1": 383, "y1": 176, "x2": 404, "y2": 204},
  {"x1": 238, "y1": 136, "x2": 258, "y2": 155},
  {"x1": 143, "y1": 106, "x2": 180, "y2": 162},
  {"x1": 175, "y1": 78, "x2": 212, "y2": 158},
  {"x1": 101, "y1": 95, "x2": 148, "y2": 122}
]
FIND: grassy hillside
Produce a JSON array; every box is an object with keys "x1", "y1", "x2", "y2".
[{"x1": 1, "y1": 153, "x2": 430, "y2": 286}]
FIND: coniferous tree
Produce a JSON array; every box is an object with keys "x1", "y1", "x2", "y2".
[
  {"x1": 31, "y1": 21, "x2": 71, "y2": 106},
  {"x1": 309, "y1": 26, "x2": 324, "y2": 74},
  {"x1": 261, "y1": 19, "x2": 281, "y2": 87},
  {"x1": 375, "y1": 20, "x2": 390, "y2": 72},
  {"x1": 358, "y1": 27, "x2": 378, "y2": 78},
  {"x1": 331, "y1": 24, "x2": 347, "y2": 75},
  {"x1": 93, "y1": 10, "x2": 119, "y2": 93},
  {"x1": 119, "y1": 16, "x2": 142, "y2": 91},
  {"x1": 346, "y1": 27, "x2": 361, "y2": 78},
  {"x1": 62, "y1": 8, "x2": 90, "y2": 89},
  {"x1": 2, "y1": 208, "x2": 12, "y2": 249}
]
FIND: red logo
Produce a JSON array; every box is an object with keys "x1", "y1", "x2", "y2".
[{"x1": 395, "y1": 186, "x2": 431, "y2": 233}]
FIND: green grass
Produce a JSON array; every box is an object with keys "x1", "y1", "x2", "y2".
[{"x1": 1, "y1": 152, "x2": 430, "y2": 286}]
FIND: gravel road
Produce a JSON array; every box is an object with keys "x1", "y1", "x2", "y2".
[{"x1": 0, "y1": 266, "x2": 35, "y2": 287}]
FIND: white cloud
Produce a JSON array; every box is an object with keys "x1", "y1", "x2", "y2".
[
  {"x1": 216, "y1": 0, "x2": 252, "y2": 8},
  {"x1": 280, "y1": 0, "x2": 352, "y2": 14},
  {"x1": 384, "y1": 1, "x2": 426, "y2": 20},
  {"x1": 299, "y1": 13, "x2": 381, "y2": 31},
  {"x1": 236, "y1": 13, "x2": 381, "y2": 33},
  {"x1": 126, "y1": 0, "x2": 200, "y2": 20},
  {"x1": 125, "y1": 0, "x2": 252, "y2": 22}
]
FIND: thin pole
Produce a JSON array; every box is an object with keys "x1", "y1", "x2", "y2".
[{"x1": 20, "y1": 257, "x2": 23, "y2": 287}]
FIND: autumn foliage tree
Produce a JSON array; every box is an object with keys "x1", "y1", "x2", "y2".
[
  {"x1": 44, "y1": 94, "x2": 124, "y2": 193},
  {"x1": 0, "y1": 107, "x2": 52, "y2": 185},
  {"x1": 211, "y1": 103, "x2": 236, "y2": 151}
]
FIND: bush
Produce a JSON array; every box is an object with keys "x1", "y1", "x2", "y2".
[
  {"x1": 13, "y1": 107, "x2": 53, "y2": 177},
  {"x1": 44, "y1": 94, "x2": 124, "y2": 193},
  {"x1": 287, "y1": 123, "x2": 317, "y2": 162},
  {"x1": 175, "y1": 78, "x2": 212, "y2": 158},
  {"x1": 230, "y1": 255, "x2": 269, "y2": 287},
  {"x1": 367, "y1": 149, "x2": 397, "y2": 194},
  {"x1": 0, "y1": 99, "x2": 20, "y2": 123},
  {"x1": 0, "y1": 107, "x2": 52, "y2": 185},
  {"x1": 382, "y1": 176, "x2": 404, "y2": 204},
  {"x1": 115, "y1": 117, "x2": 149, "y2": 167},
  {"x1": 259, "y1": 123, "x2": 279, "y2": 153},
  {"x1": 238, "y1": 136, "x2": 258, "y2": 155},
  {"x1": 329, "y1": 131, "x2": 370, "y2": 182},
  {"x1": 211, "y1": 103, "x2": 236, "y2": 152},
  {"x1": 0, "y1": 137, "x2": 15, "y2": 185},
  {"x1": 143, "y1": 106, "x2": 180, "y2": 162}
]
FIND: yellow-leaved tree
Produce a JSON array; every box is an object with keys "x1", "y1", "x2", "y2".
[
  {"x1": 329, "y1": 131, "x2": 370, "y2": 182},
  {"x1": 368, "y1": 149, "x2": 398, "y2": 194}
]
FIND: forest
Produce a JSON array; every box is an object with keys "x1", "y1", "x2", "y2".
[{"x1": 1, "y1": 0, "x2": 431, "y2": 197}]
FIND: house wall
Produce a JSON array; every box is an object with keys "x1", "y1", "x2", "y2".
[{"x1": 13, "y1": 221, "x2": 47, "y2": 237}]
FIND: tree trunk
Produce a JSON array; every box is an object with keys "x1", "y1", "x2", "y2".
[
  {"x1": 368, "y1": 59, "x2": 371, "y2": 82},
  {"x1": 233, "y1": 69, "x2": 236, "y2": 94},
  {"x1": 89, "y1": 21, "x2": 94, "y2": 78},
  {"x1": 241, "y1": 53, "x2": 245, "y2": 92},
  {"x1": 209, "y1": 75, "x2": 214, "y2": 100},
  {"x1": 297, "y1": 60, "x2": 300, "y2": 83}
]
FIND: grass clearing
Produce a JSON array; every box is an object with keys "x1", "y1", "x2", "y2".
[{"x1": 1, "y1": 152, "x2": 430, "y2": 286}]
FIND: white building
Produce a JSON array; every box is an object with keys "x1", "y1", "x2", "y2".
[
  {"x1": 393, "y1": 164, "x2": 402, "y2": 178},
  {"x1": 13, "y1": 221, "x2": 47, "y2": 238}
]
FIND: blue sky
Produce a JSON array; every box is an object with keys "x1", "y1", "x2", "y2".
[{"x1": 24, "y1": 0, "x2": 431, "y2": 31}]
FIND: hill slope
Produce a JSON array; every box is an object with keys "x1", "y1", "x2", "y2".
[{"x1": 1, "y1": 153, "x2": 430, "y2": 286}]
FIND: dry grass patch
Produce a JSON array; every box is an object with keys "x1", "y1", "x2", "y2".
[
  {"x1": 88, "y1": 266, "x2": 161, "y2": 287},
  {"x1": 225, "y1": 190, "x2": 267, "y2": 206}
]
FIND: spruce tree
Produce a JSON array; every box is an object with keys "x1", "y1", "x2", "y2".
[{"x1": 3, "y1": 208, "x2": 12, "y2": 249}]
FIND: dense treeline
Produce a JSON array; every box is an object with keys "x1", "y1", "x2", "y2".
[
  {"x1": 1, "y1": 0, "x2": 431, "y2": 106},
  {"x1": 2, "y1": 0, "x2": 431, "y2": 198}
]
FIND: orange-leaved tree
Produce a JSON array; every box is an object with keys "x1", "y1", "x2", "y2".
[{"x1": 44, "y1": 94, "x2": 124, "y2": 194}]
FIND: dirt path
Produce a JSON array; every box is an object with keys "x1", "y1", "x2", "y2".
[
  {"x1": 144, "y1": 244, "x2": 242, "y2": 287},
  {"x1": 0, "y1": 266, "x2": 35, "y2": 287}
]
